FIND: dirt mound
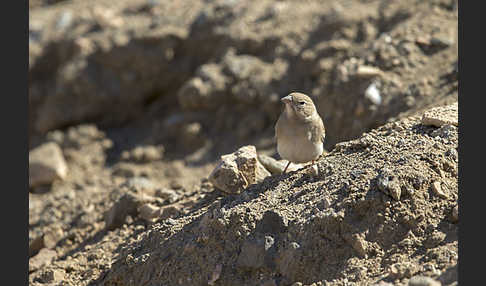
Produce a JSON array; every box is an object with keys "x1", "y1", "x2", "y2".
[{"x1": 95, "y1": 103, "x2": 458, "y2": 286}]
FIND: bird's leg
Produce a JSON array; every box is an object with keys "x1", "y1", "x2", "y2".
[
  {"x1": 306, "y1": 160, "x2": 315, "y2": 168},
  {"x1": 283, "y1": 161, "x2": 291, "y2": 173}
]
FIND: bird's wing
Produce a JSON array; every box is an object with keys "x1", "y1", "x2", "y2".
[{"x1": 310, "y1": 116, "x2": 326, "y2": 144}]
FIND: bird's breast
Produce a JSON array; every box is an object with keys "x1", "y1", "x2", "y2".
[{"x1": 276, "y1": 121, "x2": 323, "y2": 163}]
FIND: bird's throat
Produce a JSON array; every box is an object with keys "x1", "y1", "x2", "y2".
[{"x1": 284, "y1": 104, "x2": 295, "y2": 118}]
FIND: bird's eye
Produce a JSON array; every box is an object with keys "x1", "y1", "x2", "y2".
[{"x1": 299, "y1": 101, "x2": 305, "y2": 105}]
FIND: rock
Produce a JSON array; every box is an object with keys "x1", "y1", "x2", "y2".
[
  {"x1": 364, "y1": 82, "x2": 382, "y2": 105},
  {"x1": 29, "y1": 142, "x2": 68, "y2": 188},
  {"x1": 209, "y1": 145, "x2": 271, "y2": 194},
  {"x1": 43, "y1": 226, "x2": 64, "y2": 249},
  {"x1": 138, "y1": 203, "x2": 161, "y2": 222},
  {"x1": 377, "y1": 169, "x2": 401, "y2": 200},
  {"x1": 421, "y1": 103, "x2": 458, "y2": 127},
  {"x1": 29, "y1": 248, "x2": 57, "y2": 272},
  {"x1": 431, "y1": 181, "x2": 448, "y2": 199},
  {"x1": 416, "y1": 34, "x2": 452, "y2": 54},
  {"x1": 257, "y1": 154, "x2": 285, "y2": 174},
  {"x1": 155, "y1": 188, "x2": 181, "y2": 203},
  {"x1": 160, "y1": 204, "x2": 182, "y2": 220},
  {"x1": 34, "y1": 269, "x2": 65, "y2": 284},
  {"x1": 408, "y1": 275, "x2": 441, "y2": 286},
  {"x1": 430, "y1": 35, "x2": 453, "y2": 49},
  {"x1": 104, "y1": 192, "x2": 142, "y2": 230},
  {"x1": 356, "y1": 65, "x2": 384, "y2": 78},
  {"x1": 451, "y1": 205, "x2": 458, "y2": 222},
  {"x1": 257, "y1": 154, "x2": 303, "y2": 174}
]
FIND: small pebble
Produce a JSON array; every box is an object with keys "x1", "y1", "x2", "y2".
[
  {"x1": 431, "y1": 181, "x2": 448, "y2": 199},
  {"x1": 364, "y1": 82, "x2": 382, "y2": 105}
]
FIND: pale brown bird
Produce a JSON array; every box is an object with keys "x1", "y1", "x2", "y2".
[{"x1": 275, "y1": 92, "x2": 326, "y2": 173}]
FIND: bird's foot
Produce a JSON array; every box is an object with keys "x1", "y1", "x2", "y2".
[{"x1": 306, "y1": 160, "x2": 319, "y2": 176}]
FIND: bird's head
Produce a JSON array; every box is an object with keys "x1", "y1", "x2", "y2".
[{"x1": 281, "y1": 92, "x2": 317, "y2": 120}]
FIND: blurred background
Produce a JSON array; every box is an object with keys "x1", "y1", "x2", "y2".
[
  {"x1": 28, "y1": 0, "x2": 457, "y2": 282},
  {"x1": 29, "y1": 0, "x2": 458, "y2": 156}
]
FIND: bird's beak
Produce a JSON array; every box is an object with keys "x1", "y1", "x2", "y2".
[{"x1": 281, "y1": 95, "x2": 292, "y2": 104}]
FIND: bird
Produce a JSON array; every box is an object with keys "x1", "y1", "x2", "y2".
[{"x1": 275, "y1": 92, "x2": 326, "y2": 173}]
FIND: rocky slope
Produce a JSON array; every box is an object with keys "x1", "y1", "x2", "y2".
[
  {"x1": 29, "y1": 103, "x2": 458, "y2": 286},
  {"x1": 29, "y1": 0, "x2": 458, "y2": 285}
]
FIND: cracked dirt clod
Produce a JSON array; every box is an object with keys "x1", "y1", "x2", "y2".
[{"x1": 209, "y1": 145, "x2": 271, "y2": 194}]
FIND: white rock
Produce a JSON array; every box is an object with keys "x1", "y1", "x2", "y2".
[
  {"x1": 364, "y1": 82, "x2": 382, "y2": 105},
  {"x1": 356, "y1": 65, "x2": 383, "y2": 78},
  {"x1": 209, "y1": 145, "x2": 271, "y2": 194},
  {"x1": 29, "y1": 142, "x2": 68, "y2": 188}
]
